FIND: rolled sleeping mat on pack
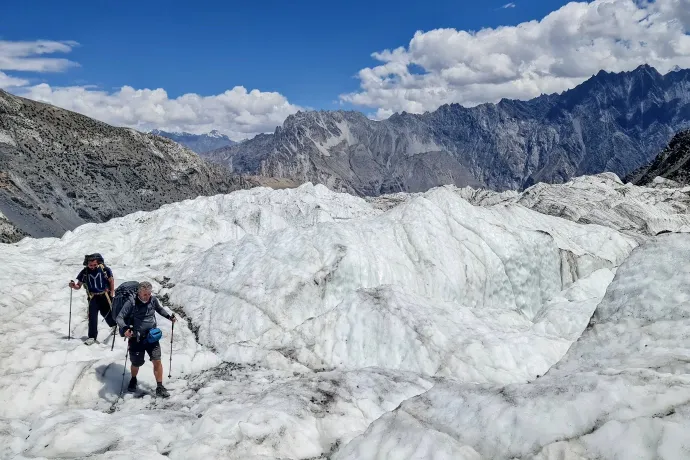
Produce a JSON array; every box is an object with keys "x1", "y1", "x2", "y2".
[{"x1": 83, "y1": 253, "x2": 105, "y2": 265}]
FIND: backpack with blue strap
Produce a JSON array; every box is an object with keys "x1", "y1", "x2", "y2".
[{"x1": 110, "y1": 281, "x2": 163, "y2": 342}]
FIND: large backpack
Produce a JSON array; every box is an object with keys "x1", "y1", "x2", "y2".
[
  {"x1": 83, "y1": 253, "x2": 105, "y2": 265},
  {"x1": 111, "y1": 281, "x2": 139, "y2": 334}
]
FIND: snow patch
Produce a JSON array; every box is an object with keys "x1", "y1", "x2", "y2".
[{"x1": 0, "y1": 130, "x2": 17, "y2": 147}]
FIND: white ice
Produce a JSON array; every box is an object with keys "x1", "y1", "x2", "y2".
[
  {"x1": 0, "y1": 174, "x2": 688, "y2": 459},
  {"x1": 334, "y1": 233, "x2": 690, "y2": 460}
]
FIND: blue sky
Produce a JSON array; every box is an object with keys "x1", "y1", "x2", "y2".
[
  {"x1": 1, "y1": 0, "x2": 689, "y2": 139},
  {"x1": 1, "y1": 0, "x2": 570, "y2": 108}
]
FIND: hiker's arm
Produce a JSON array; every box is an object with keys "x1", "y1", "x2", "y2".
[
  {"x1": 116, "y1": 299, "x2": 133, "y2": 330},
  {"x1": 154, "y1": 297, "x2": 176, "y2": 322},
  {"x1": 69, "y1": 270, "x2": 85, "y2": 289}
]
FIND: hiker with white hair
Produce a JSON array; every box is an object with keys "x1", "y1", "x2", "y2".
[{"x1": 115, "y1": 281, "x2": 176, "y2": 398}]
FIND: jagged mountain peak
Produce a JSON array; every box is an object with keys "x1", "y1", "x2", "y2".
[
  {"x1": 280, "y1": 109, "x2": 369, "y2": 128},
  {"x1": 578, "y1": 63, "x2": 666, "y2": 89},
  {"x1": 634, "y1": 62, "x2": 661, "y2": 74},
  {"x1": 149, "y1": 129, "x2": 236, "y2": 153},
  {"x1": 203, "y1": 65, "x2": 690, "y2": 196}
]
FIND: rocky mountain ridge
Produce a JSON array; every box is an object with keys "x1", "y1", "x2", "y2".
[
  {"x1": 0, "y1": 89, "x2": 254, "y2": 241},
  {"x1": 627, "y1": 128, "x2": 690, "y2": 186},
  {"x1": 203, "y1": 64, "x2": 690, "y2": 195}
]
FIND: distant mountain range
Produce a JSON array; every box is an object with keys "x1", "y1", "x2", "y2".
[
  {"x1": 202, "y1": 64, "x2": 690, "y2": 195},
  {"x1": 3, "y1": 64, "x2": 690, "y2": 243},
  {"x1": 0, "y1": 90, "x2": 255, "y2": 241},
  {"x1": 150, "y1": 129, "x2": 237, "y2": 153}
]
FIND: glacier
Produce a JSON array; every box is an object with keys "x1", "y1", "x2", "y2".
[{"x1": 0, "y1": 173, "x2": 688, "y2": 459}]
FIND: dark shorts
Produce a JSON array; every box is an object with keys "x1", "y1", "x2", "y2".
[{"x1": 128, "y1": 338, "x2": 161, "y2": 367}]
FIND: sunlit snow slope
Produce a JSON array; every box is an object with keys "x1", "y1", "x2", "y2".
[{"x1": 0, "y1": 173, "x2": 688, "y2": 459}]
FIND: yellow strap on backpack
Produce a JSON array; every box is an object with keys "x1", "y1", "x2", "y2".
[{"x1": 84, "y1": 264, "x2": 111, "y2": 301}]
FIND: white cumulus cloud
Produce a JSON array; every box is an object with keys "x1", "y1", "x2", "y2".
[
  {"x1": 341, "y1": 0, "x2": 690, "y2": 118},
  {"x1": 17, "y1": 84, "x2": 301, "y2": 141},
  {"x1": 0, "y1": 39, "x2": 300, "y2": 141},
  {"x1": 0, "y1": 71, "x2": 28, "y2": 88}
]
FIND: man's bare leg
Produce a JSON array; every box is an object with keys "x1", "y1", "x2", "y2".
[{"x1": 152, "y1": 360, "x2": 163, "y2": 383}]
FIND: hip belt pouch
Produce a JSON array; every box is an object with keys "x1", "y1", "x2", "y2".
[{"x1": 146, "y1": 327, "x2": 162, "y2": 343}]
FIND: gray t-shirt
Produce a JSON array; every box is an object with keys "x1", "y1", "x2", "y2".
[{"x1": 116, "y1": 295, "x2": 172, "y2": 336}]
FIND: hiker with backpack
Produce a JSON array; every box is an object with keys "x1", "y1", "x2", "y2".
[
  {"x1": 115, "y1": 281, "x2": 176, "y2": 398},
  {"x1": 69, "y1": 253, "x2": 117, "y2": 345}
]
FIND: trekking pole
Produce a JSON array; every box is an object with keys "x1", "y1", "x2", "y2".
[
  {"x1": 68, "y1": 281, "x2": 73, "y2": 340},
  {"x1": 111, "y1": 327, "x2": 117, "y2": 351},
  {"x1": 119, "y1": 343, "x2": 130, "y2": 397},
  {"x1": 168, "y1": 321, "x2": 174, "y2": 378}
]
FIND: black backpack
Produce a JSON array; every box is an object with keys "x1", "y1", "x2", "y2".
[{"x1": 111, "y1": 281, "x2": 139, "y2": 334}]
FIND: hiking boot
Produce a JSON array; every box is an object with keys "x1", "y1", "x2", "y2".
[
  {"x1": 156, "y1": 384, "x2": 170, "y2": 398},
  {"x1": 127, "y1": 377, "x2": 137, "y2": 392},
  {"x1": 84, "y1": 338, "x2": 97, "y2": 345}
]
